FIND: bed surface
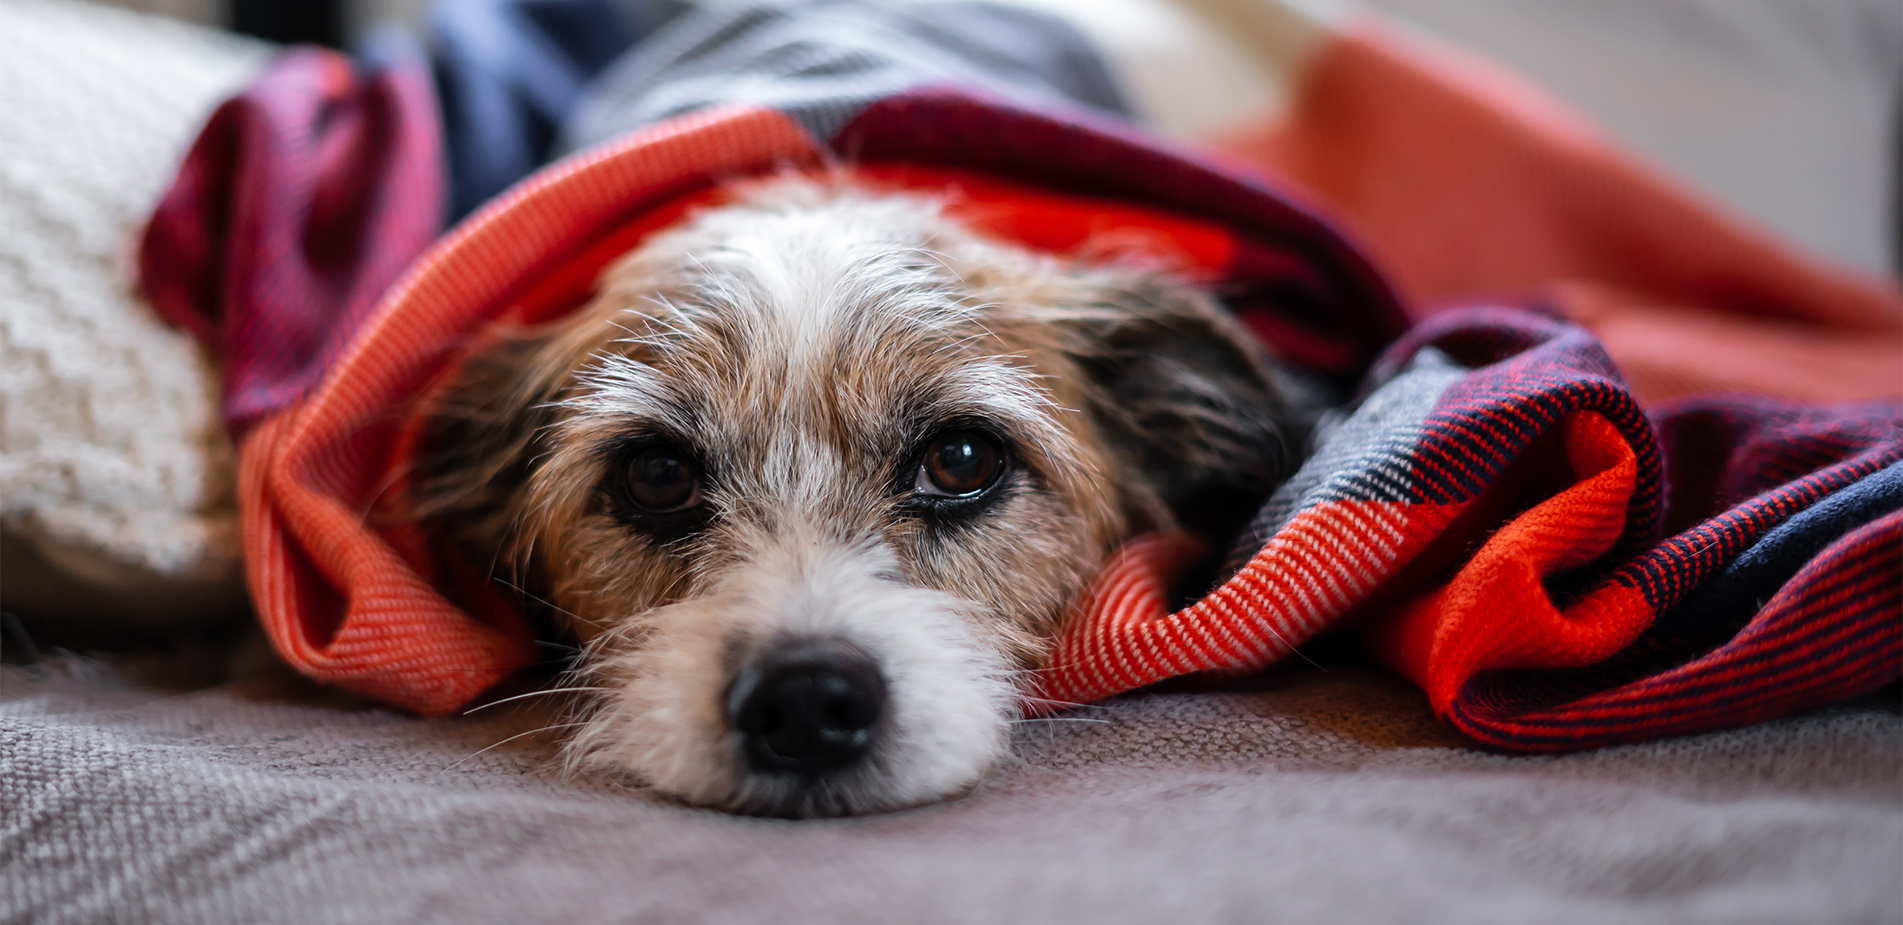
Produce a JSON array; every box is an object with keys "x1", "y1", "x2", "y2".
[{"x1": 5, "y1": 655, "x2": 1898, "y2": 924}]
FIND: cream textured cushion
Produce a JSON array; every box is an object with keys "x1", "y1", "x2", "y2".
[{"x1": 0, "y1": 0, "x2": 268, "y2": 627}]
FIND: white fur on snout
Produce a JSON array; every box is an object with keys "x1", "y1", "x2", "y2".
[{"x1": 565, "y1": 538, "x2": 1016, "y2": 816}]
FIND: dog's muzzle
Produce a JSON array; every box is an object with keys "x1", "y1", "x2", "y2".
[{"x1": 725, "y1": 638, "x2": 887, "y2": 775}]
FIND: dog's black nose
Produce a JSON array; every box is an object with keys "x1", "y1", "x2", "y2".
[{"x1": 727, "y1": 639, "x2": 886, "y2": 775}]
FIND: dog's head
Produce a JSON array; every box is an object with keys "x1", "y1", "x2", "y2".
[{"x1": 417, "y1": 179, "x2": 1304, "y2": 815}]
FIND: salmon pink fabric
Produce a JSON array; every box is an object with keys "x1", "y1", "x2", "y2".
[{"x1": 1217, "y1": 21, "x2": 1903, "y2": 405}]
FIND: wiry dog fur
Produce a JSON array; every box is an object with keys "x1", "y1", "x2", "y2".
[{"x1": 415, "y1": 177, "x2": 1305, "y2": 816}]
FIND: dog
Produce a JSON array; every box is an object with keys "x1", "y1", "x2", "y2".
[{"x1": 414, "y1": 176, "x2": 1308, "y2": 816}]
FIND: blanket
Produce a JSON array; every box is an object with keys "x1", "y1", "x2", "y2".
[
  {"x1": 0, "y1": 0, "x2": 266, "y2": 626},
  {"x1": 134, "y1": 0, "x2": 1902, "y2": 750}
]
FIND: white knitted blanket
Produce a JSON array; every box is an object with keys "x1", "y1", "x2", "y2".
[{"x1": 0, "y1": 0, "x2": 267, "y2": 627}]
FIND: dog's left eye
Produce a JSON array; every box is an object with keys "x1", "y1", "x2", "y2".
[
  {"x1": 914, "y1": 430, "x2": 1005, "y2": 498},
  {"x1": 621, "y1": 444, "x2": 703, "y2": 514}
]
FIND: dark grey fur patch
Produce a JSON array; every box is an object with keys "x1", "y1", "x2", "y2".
[
  {"x1": 412, "y1": 332, "x2": 567, "y2": 565},
  {"x1": 1063, "y1": 276, "x2": 1313, "y2": 594}
]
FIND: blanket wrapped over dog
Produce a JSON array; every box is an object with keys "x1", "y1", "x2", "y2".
[{"x1": 137, "y1": 0, "x2": 1901, "y2": 752}]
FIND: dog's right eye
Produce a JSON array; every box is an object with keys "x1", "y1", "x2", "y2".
[
  {"x1": 914, "y1": 430, "x2": 1006, "y2": 499},
  {"x1": 620, "y1": 444, "x2": 703, "y2": 514}
]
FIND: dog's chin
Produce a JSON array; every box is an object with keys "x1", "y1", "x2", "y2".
[{"x1": 561, "y1": 540, "x2": 1018, "y2": 817}]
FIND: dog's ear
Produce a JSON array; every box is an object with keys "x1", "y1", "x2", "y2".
[
  {"x1": 1058, "y1": 272, "x2": 1311, "y2": 543},
  {"x1": 411, "y1": 327, "x2": 570, "y2": 563}
]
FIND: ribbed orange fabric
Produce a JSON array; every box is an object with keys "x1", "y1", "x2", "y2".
[
  {"x1": 1362, "y1": 412, "x2": 1644, "y2": 712},
  {"x1": 853, "y1": 166, "x2": 1236, "y2": 274},
  {"x1": 1218, "y1": 20, "x2": 1903, "y2": 404},
  {"x1": 1036, "y1": 498, "x2": 1467, "y2": 709}
]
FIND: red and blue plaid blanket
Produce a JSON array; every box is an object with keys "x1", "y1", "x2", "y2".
[
  {"x1": 1045, "y1": 308, "x2": 1900, "y2": 749},
  {"x1": 139, "y1": 4, "x2": 1900, "y2": 750}
]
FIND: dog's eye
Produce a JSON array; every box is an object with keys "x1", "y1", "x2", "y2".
[
  {"x1": 623, "y1": 445, "x2": 703, "y2": 513},
  {"x1": 915, "y1": 430, "x2": 1004, "y2": 498}
]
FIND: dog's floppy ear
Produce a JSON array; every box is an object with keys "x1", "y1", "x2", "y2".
[
  {"x1": 1059, "y1": 271, "x2": 1311, "y2": 543},
  {"x1": 411, "y1": 326, "x2": 570, "y2": 563}
]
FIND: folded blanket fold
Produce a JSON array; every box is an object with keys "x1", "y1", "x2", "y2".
[
  {"x1": 1035, "y1": 307, "x2": 1901, "y2": 747},
  {"x1": 140, "y1": 39, "x2": 446, "y2": 437},
  {"x1": 136, "y1": 0, "x2": 1901, "y2": 749}
]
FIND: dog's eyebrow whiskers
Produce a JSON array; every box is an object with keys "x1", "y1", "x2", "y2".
[
  {"x1": 629, "y1": 296, "x2": 706, "y2": 339},
  {"x1": 914, "y1": 246, "x2": 965, "y2": 284},
  {"x1": 937, "y1": 331, "x2": 992, "y2": 355},
  {"x1": 619, "y1": 338, "x2": 678, "y2": 355}
]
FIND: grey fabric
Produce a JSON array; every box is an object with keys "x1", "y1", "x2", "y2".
[
  {"x1": 557, "y1": 0, "x2": 1128, "y2": 153},
  {"x1": 1224, "y1": 346, "x2": 1465, "y2": 574},
  {"x1": 4, "y1": 654, "x2": 1898, "y2": 924},
  {"x1": 1361, "y1": 0, "x2": 1903, "y2": 276}
]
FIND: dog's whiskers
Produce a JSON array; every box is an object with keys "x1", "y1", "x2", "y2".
[
  {"x1": 462, "y1": 686, "x2": 610, "y2": 716},
  {"x1": 1014, "y1": 697, "x2": 1110, "y2": 716},
  {"x1": 440, "y1": 721, "x2": 591, "y2": 774},
  {"x1": 491, "y1": 576, "x2": 609, "y2": 632}
]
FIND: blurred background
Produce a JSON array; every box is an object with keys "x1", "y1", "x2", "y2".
[{"x1": 97, "y1": 0, "x2": 1903, "y2": 279}]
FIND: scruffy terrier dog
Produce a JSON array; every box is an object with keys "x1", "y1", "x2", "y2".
[{"x1": 416, "y1": 178, "x2": 1305, "y2": 816}]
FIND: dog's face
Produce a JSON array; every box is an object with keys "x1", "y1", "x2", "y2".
[{"x1": 418, "y1": 179, "x2": 1302, "y2": 816}]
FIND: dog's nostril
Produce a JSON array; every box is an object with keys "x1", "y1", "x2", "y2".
[{"x1": 727, "y1": 640, "x2": 886, "y2": 775}]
